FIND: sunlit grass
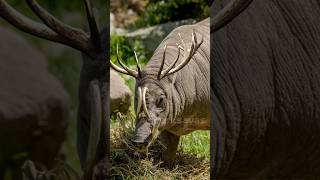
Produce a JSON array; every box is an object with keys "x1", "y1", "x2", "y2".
[
  {"x1": 180, "y1": 131, "x2": 209, "y2": 160},
  {"x1": 110, "y1": 113, "x2": 209, "y2": 179}
]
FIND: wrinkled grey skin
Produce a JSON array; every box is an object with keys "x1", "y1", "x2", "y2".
[
  {"x1": 212, "y1": 0, "x2": 320, "y2": 179},
  {"x1": 133, "y1": 18, "x2": 210, "y2": 166}
]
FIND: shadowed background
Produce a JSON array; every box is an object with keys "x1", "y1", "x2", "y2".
[{"x1": 0, "y1": 0, "x2": 106, "y2": 179}]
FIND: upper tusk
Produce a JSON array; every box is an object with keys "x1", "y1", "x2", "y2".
[
  {"x1": 136, "y1": 87, "x2": 142, "y2": 113},
  {"x1": 142, "y1": 87, "x2": 150, "y2": 118}
]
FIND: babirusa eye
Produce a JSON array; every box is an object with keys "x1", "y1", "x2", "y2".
[{"x1": 156, "y1": 96, "x2": 165, "y2": 107}]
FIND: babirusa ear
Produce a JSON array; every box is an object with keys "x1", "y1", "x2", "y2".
[{"x1": 171, "y1": 73, "x2": 178, "y2": 87}]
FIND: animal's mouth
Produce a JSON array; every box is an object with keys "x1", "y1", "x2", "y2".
[
  {"x1": 131, "y1": 135, "x2": 150, "y2": 150},
  {"x1": 131, "y1": 120, "x2": 152, "y2": 151},
  {"x1": 131, "y1": 120, "x2": 162, "y2": 152}
]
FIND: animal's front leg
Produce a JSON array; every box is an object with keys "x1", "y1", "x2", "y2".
[{"x1": 160, "y1": 130, "x2": 180, "y2": 168}]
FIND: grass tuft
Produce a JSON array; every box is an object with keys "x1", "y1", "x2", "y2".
[{"x1": 110, "y1": 112, "x2": 209, "y2": 179}]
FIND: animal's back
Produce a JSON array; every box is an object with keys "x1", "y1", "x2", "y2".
[
  {"x1": 212, "y1": 0, "x2": 320, "y2": 178},
  {"x1": 144, "y1": 18, "x2": 210, "y2": 135}
]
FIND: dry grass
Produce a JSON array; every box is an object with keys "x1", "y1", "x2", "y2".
[{"x1": 110, "y1": 113, "x2": 209, "y2": 180}]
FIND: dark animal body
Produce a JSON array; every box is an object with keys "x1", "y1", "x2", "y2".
[
  {"x1": 0, "y1": 0, "x2": 109, "y2": 178},
  {"x1": 212, "y1": 0, "x2": 320, "y2": 178}
]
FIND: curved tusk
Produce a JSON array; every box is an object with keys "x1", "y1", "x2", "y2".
[
  {"x1": 160, "y1": 45, "x2": 181, "y2": 79},
  {"x1": 85, "y1": 81, "x2": 101, "y2": 176},
  {"x1": 116, "y1": 44, "x2": 139, "y2": 78},
  {"x1": 142, "y1": 87, "x2": 150, "y2": 118},
  {"x1": 110, "y1": 61, "x2": 130, "y2": 75},
  {"x1": 136, "y1": 87, "x2": 142, "y2": 113},
  {"x1": 134, "y1": 50, "x2": 142, "y2": 78},
  {"x1": 164, "y1": 29, "x2": 203, "y2": 76},
  {"x1": 211, "y1": 0, "x2": 253, "y2": 33},
  {"x1": 157, "y1": 44, "x2": 167, "y2": 80}
]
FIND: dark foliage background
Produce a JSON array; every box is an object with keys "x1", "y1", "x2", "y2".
[{"x1": 135, "y1": 0, "x2": 210, "y2": 28}]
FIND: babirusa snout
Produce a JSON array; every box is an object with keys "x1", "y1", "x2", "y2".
[{"x1": 132, "y1": 120, "x2": 152, "y2": 146}]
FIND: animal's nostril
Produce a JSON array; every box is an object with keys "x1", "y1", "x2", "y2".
[{"x1": 131, "y1": 136, "x2": 150, "y2": 146}]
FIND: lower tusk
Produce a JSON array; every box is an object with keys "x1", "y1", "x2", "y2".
[
  {"x1": 137, "y1": 87, "x2": 142, "y2": 113},
  {"x1": 142, "y1": 87, "x2": 150, "y2": 118}
]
